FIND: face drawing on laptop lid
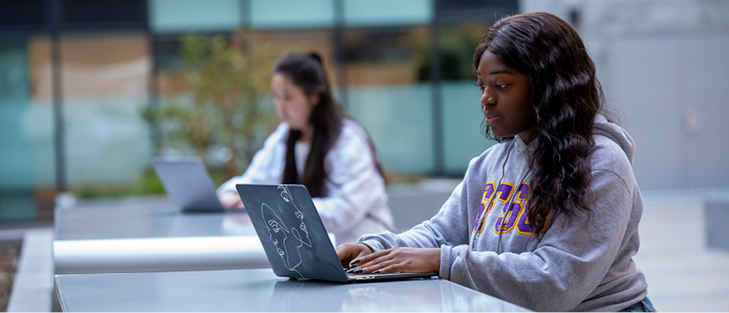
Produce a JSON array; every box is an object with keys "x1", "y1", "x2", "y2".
[
  {"x1": 239, "y1": 184, "x2": 438, "y2": 283},
  {"x1": 279, "y1": 185, "x2": 312, "y2": 248},
  {"x1": 262, "y1": 185, "x2": 313, "y2": 278}
]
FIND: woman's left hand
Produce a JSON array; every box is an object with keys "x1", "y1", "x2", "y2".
[{"x1": 350, "y1": 247, "x2": 440, "y2": 274}]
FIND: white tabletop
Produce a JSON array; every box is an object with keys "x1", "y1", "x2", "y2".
[
  {"x1": 53, "y1": 198, "x2": 269, "y2": 274},
  {"x1": 54, "y1": 268, "x2": 530, "y2": 312}
]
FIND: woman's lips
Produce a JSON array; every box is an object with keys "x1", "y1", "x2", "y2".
[{"x1": 485, "y1": 114, "x2": 502, "y2": 123}]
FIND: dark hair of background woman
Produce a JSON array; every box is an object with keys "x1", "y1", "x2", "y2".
[
  {"x1": 274, "y1": 52, "x2": 386, "y2": 197},
  {"x1": 474, "y1": 12, "x2": 608, "y2": 235}
]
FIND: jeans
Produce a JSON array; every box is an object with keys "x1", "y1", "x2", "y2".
[{"x1": 620, "y1": 297, "x2": 657, "y2": 312}]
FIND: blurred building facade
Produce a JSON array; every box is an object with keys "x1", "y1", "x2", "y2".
[
  {"x1": 0, "y1": 0, "x2": 517, "y2": 223},
  {"x1": 3, "y1": 0, "x2": 727, "y2": 224}
]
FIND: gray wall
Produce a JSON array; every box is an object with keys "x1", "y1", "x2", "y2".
[
  {"x1": 521, "y1": 0, "x2": 729, "y2": 190},
  {"x1": 608, "y1": 34, "x2": 729, "y2": 189}
]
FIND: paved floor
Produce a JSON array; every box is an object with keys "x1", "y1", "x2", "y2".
[{"x1": 634, "y1": 190, "x2": 729, "y2": 312}]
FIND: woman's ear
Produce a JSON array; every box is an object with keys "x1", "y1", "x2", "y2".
[{"x1": 308, "y1": 92, "x2": 321, "y2": 107}]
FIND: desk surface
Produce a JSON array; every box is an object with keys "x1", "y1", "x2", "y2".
[
  {"x1": 54, "y1": 268, "x2": 529, "y2": 312},
  {"x1": 55, "y1": 197, "x2": 256, "y2": 240},
  {"x1": 53, "y1": 198, "x2": 268, "y2": 274}
]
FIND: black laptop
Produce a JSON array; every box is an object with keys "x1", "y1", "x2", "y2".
[{"x1": 235, "y1": 184, "x2": 438, "y2": 283}]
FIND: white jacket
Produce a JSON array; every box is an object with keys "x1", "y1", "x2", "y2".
[{"x1": 218, "y1": 119, "x2": 395, "y2": 244}]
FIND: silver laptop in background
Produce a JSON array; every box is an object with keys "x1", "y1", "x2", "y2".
[
  {"x1": 152, "y1": 159, "x2": 226, "y2": 212},
  {"x1": 236, "y1": 183, "x2": 438, "y2": 283}
]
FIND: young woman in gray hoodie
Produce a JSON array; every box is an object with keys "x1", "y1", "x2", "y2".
[{"x1": 337, "y1": 12, "x2": 653, "y2": 312}]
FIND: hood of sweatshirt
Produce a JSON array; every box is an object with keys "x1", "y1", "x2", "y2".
[{"x1": 592, "y1": 114, "x2": 636, "y2": 164}]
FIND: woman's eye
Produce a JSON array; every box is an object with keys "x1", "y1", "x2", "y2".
[
  {"x1": 495, "y1": 84, "x2": 507, "y2": 90},
  {"x1": 476, "y1": 84, "x2": 485, "y2": 92}
]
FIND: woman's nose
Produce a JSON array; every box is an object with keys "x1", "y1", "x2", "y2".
[{"x1": 481, "y1": 89, "x2": 495, "y2": 106}]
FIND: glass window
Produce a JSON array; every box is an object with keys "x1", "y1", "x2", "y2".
[
  {"x1": 250, "y1": 0, "x2": 335, "y2": 29},
  {"x1": 438, "y1": 24, "x2": 496, "y2": 174},
  {"x1": 342, "y1": 27, "x2": 435, "y2": 174},
  {"x1": 57, "y1": 33, "x2": 152, "y2": 189},
  {"x1": 442, "y1": 82, "x2": 495, "y2": 174},
  {"x1": 150, "y1": 0, "x2": 243, "y2": 33},
  {"x1": 344, "y1": 0, "x2": 432, "y2": 27},
  {"x1": 346, "y1": 85, "x2": 434, "y2": 173},
  {"x1": 0, "y1": 37, "x2": 55, "y2": 222}
]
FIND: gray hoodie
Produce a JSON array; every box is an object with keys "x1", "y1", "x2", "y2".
[{"x1": 359, "y1": 115, "x2": 649, "y2": 311}]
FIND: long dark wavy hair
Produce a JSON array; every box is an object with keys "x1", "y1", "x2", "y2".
[
  {"x1": 474, "y1": 12, "x2": 607, "y2": 235},
  {"x1": 275, "y1": 52, "x2": 385, "y2": 197}
]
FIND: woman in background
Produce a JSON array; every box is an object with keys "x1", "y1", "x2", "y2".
[{"x1": 217, "y1": 52, "x2": 394, "y2": 245}]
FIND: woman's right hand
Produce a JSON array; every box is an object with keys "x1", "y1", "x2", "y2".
[
  {"x1": 219, "y1": 191, "x2": 245, "y2": 210},
  {"x1": 336, "y1": 243, "x2": 374, "y2": 269}
]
